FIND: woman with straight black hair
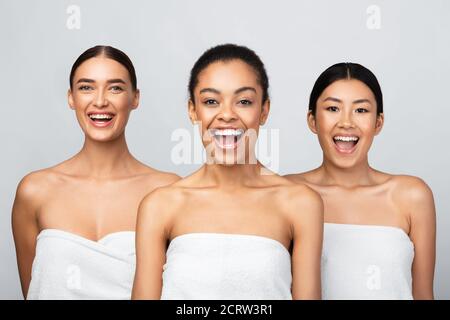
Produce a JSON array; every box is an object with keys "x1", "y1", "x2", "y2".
[
  {"x1": 286, "y1": 62, "x2": 436, "y2": 299},
  {"x1": 12, "y1": 45, "x2": 179, "y2": 299}
]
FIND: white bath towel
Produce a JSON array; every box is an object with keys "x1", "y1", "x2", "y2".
[
  {"x1": 321, "y1": 223, "x2": 414, "y2": 300},
  {"x1": 27, "y1": 229, "x2": 136, "y2": 300},
  {"x1": 160, "y1": 233, "x2": 292, "y2": 300}
]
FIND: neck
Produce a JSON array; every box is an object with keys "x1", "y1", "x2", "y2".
[
  {"x1": 74, "y1": 133, "x2": 137, "y2": 179},
  {"x1": 319, "y1": 156, "x2": 376, "y2": 188},
  {"x1": 201, "y1": 161, "x2": 265, "y2": 188}
]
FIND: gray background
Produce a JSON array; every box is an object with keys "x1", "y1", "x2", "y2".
[{"x1": 1, "y1": 0, "x2": 449, "y2": 299}]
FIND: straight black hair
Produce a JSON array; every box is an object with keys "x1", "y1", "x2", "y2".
[
  {"x1": 188, "y1": 44, "x2": 269, "y2": 104},
  {"x1": 69, "y1": 45, "x2": 137, "y2": 91},
  {"x1": 309, "y1": 63, "x2": 383, "y2": 115}
]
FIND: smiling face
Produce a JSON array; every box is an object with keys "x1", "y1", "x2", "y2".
[
  {"x1": 308, "y1": 79, "x2": 384, "y2": 169},
  {"x1": 188, "y1": 59, "x2": 270, "y2": 165},
  {"x1": 68, "y1": 56, "x2": 139, "y2": 142}
]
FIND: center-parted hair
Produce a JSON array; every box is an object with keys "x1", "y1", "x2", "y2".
[
  {"x1": 188, "y1": 44, "x2": 269, "y2": 104},
  {"x1": 309, "y1": 62, "x2": 383, "y2": 115},
  {"x1": 69, "y1": 45, "x2": 137, "y2": 91}
]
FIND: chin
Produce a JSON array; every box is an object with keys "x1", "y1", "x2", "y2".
[
  {"x1": 85, "y1": 131, "x2": 121, "y2": 143},
  {"x1": 212, "y1": 151, "x2": 247, "y2": 166},
  {"x1": 329, "y1": 156, "x2": 363, "y2": 170}
]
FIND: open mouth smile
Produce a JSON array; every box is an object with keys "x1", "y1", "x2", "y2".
[
  {"x1": 333, "y1": 135, "x2": 359, "y2": 154},
  {"x1": 87, "y1": 112, "x2": 115, "y2": 128},
  {"x1": 210, "y1": 128, "x2": 245, "y2": 149}
]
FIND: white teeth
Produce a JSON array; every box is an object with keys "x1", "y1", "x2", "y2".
[
  {"x1": 334, "y1": 136, "x2": 359, "y2": 142},
  {"x1": 212, "y1": 129, "x2": 244, "y2": 136},
  {"x1": 89, "y1": 114, "x2": 113, "y2": 120}
]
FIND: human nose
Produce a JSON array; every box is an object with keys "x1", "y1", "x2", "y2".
[
  {"x1": 93, "y1": 88, "x2": 108, "y2": 108},
  {"x1": 337, "y1": 109, "x2": 355, "y2": 129},
  {"x1": 217, "y1": 101, "x2": 238, "y2": 122}
]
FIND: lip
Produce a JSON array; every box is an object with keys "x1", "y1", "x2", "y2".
[
  {"x1": 333, "y1": 133, "x2": 359, "y2": 139},
  {"x1": 87, "y1": 112, "x2": 116, "y2": 128},
  {"x1": 209, "y1": 127, "x2": 245, "y2": 150},
  {"x1": 210, "y1": 126, "x2": 244, "y2": 130},
  {"x1": 332, "y1": 134, "x2": 360, "y2": 155}
]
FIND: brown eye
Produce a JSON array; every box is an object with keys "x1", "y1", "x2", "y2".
[
  {"x1": 356, "y1": 108, "x2": 369, "y2": 113},
  {"x1": 110, "y1": 86, "x2": 124, "y2": 92},
  {"x1": 78, "y1": 85, "x2": 93, "y2": 91},
  {"x1": 239, "y1": 99, "x2": 252, "y2": 106},
  {"x1": 204, "y1": 99, "x2": 218, "y2": 105},
  {"x1": 327, "y1": 106, "x2": 339, "y2": 112}
]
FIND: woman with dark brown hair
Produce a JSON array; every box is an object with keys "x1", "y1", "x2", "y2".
[{"x1": 12, "y1": 45, "x2": 179, "y2": 299}]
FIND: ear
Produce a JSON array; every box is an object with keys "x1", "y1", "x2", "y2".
[
  {"x1": 374, "y1": 113, "x2": 384, "y2": 135},
  {"x1": 307, "y1": 110, "x2": 318, "y2": 134},
  {"x1": 131, "y1": 89, "x2": 140, "y2": 110},
  {"x1": 188, "y1": 99, "x2": 198, "y2": 124},
  {"x1": 259, "y1": 99, "x2": 271, "y2": 125},
  {"x1": 68, "y1": 89, "x2": 75, "y2": 110}
]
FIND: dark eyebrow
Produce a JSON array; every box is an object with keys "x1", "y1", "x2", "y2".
[
  {"x1": 199, "y1": 88, "x2": 221, "y2": 94},
  {"x1": 199, "y1": 87, "x2": 257, "y2": 95},
  {"x1": 76, "y1": 78, "x2": 95, "y2": 84},
  {"x1": 234, "y1": 86, "x2": 256, "y2": 95},
  {"x1": 323, "y1": 97, "x2": 342, "y2": 103},
  {"x1": 353, "y1": 99, "x2": 372, "y2": 105},
  {"x1": 75, "y1": 78, "x2": 126, "y2": 84},
  {"x1": 107, "y1": 78, "x2": 126, "y2": 85},
  {"x1": 322, "y1": 97, "x2": 372, "y2": 105}
]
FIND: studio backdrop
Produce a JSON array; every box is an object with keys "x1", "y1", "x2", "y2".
[{"x1": 0, "y1": 0, "x2": 449, "y2": 299}]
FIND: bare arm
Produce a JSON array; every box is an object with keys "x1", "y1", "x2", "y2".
[
  {"x1": 11, "y1": 174, "x2": 41, "y2": 299},
  {"x1": 406, "y1": 178, "x2": 436, "y2": 299},
  {"x1": 131, "y1": 189, "x2": 173, "y2": 299},
  {"x1": 289, "y1": 186, "x2": 324, "y2": 299}
]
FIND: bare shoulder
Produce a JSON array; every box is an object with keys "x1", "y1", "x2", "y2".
[
  {"x1": 388, "y1": 174, "x2": 435, "y2": 224},
  {"x1": 389, "y1": 174, "x2": 434, "y2": 203},
  {"x1": 257, "y1": 172, "x2": 322, "y2": 209},
  {"x1": 137, "y1": 183, "x2": 187, "y2": 227},
  {"x1": 140, "y1": 183, "x2": 185, "y2": 210},
  {"x1": 284, "y1": 168, "x2": 318, "y2": 185},
  {"x1": 13, "y1": 167, "x2": 64, "y2": 225},
  {"x1": 139, "y1": 165, "x2": 181, "y2": 186},
  {"x1": 138, "y1": 166, "x2": 208, "y2": 219},
  {"x1": 15, "y1": 168, "x2": 62, "y2": 204},
  {"x1": 273, "y1": 179, "x2": 324, "y2": 223},
  {"x1": 279, "y1": 181, "x2": 322, "y2": 203}
]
